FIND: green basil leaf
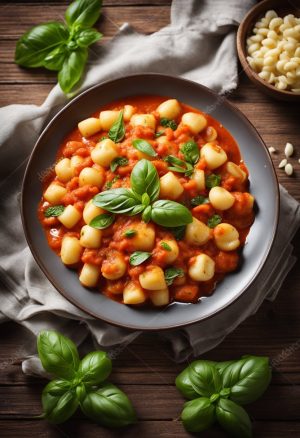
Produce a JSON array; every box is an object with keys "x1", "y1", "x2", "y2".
[
  {"x1": 167, "y1": 166, "x2": 187, "y2": 174},
  {"x1": 216, "y1": 398, "x2": 252, "y2": 438},
  {"x1": 80, "y1": 383, "x2": 136, "y2": 428},
  {"x1": 142, "y1": 193, "x2": 151, "y2": 207},
  {"x1": 176, "y1": 360, "x2": 218, "y2": 400},
  {"x1": 221, "y1": 356, "x2": 272, "y2": 405},
  {"x1": 89, "y1": 213, "x2": 115, "y2": 229},
  {"x1": 108, "y1": 110, "x2": 125, "y2": 143},
  {"x1": 65, "y1": 0, "x2": 102, "y2": 29},
  {"x1": 181, "y1": 141, "x2": 200, "y2": 165},
  {"x1": 165, "y1": 155, "x2": 186, "y2": 167},
  {"x1": 187, "y1": 361, "x2": 222, "y2": 398},
  {"x1": 76, "y1": 28, "x2": 102, "y2": 47},
  {"x1": 191, "y1": 195, "x2": 209, "y2": 206},
  {"x1": 215, "y1": 360, "x2": 236, "y2": 376},
  {"x1": 44, "y1": 205, "x2": 65, "y2": 217},
  {"x1": 170, "y1": 225, "x2": 186, "y2": 241},
  {"x1": 160, "y1": 241, "x2": 171, "y2": 251},
  {"x1": 37, "y1": 331, "x2": 80, "y2": 380},
  {"x1": 45, "y1": 379, "x2": 72, "y2": 396},
  {"x1": 110, "y1": 156, "x2": 128, "y2": 172},
  {"x1": 93, "y1": 188, "x2": 140, "y2": 214},
  {"x1": 129, "y1": 251, "x2": 151, "y2": 266},
  {"x1": 142, "y1": 205, "x2": 152, "y2": 223},
  {"x1": 76, "y1": 383, "x2": 87, "y2": 402},
  {"x1": 15, "y1": 22, "x2": 69, "y2": 68},
  {"x1": 128, "y1": 204, "x2": 145, "y2": 216},
  {"x1": 206, "y1": 173, "x2": 221, "y2": 189},
  {"x1": 58, "y1": 47, "x2": 88, "y2": 93},
  {"x1": 132, "y1": 138, "x2": 157, "y2": 157},
  {"x1": 164, "y1": 267, "x2": 184, "y2": 286},
  {"x1": 44, "y1": 45, "x2": 67, "y2": 71},
  {"x1": 207, "y1": 214, "x2": 222, "y2": 228},
  {"x1": 160, "y1": 118, "x2": 177, "y2": 130},
  {"x1": 130, "y1": 159, "x2": 160, "y2": 202},
  {"x1": 123, "y1": 229, "x2": 136, "y2": 238},
  {"x1": 42, "y1": 386, "x2": 78, "y2": 424},
  {"x1": 181, "y1": 397, "x2": 215, "y2": 433},
  {"x1": 78, "y1": 351, "x2": 112, "y2": 386},
  {"x1": 151, "y1": 200, "x2": 192, "y2": 227}
]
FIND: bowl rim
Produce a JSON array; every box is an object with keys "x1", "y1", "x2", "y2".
[
  {"x1": 236, "y1": 0, "x2": 300, "y2": 98},
  {"x1": 21, "y1": 73, "x2": 280, "y2": 331}
]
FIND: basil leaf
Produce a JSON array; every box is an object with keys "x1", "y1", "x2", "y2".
[
  {"x1": 165, "y1": 155, "x2": 194, "y2": 176},
  {"x1": 44, "y1": 46, "x2": 67, "y2": 71},
  {"x1": 130, "y1": 159, "x2": 160, "y2": 202},
  {"x1": 80, "y1": 383, "x2": 136, "y2": 428},
  {"x1": 65, "y1": 0, "x2": 102, "y2": 29},
  {"x1": 165, "y1": 155, "x2": 186, "y2": 167},
  {"x1": 142, "y1": 193, "x2": 151, "y2": 207},
  {"x1": 89, "y1": 213, "x2": 115, "y2": 229},
  {"x1": 207, "y1": 214, "x2": 222, "y2": 228},
  {"x1": 124, "y1": 229, "x2": 136, "y2": 238},
  {"x1": 186, "y1": 361, "x2": 222, "y2": 398},
  {"x1": 215, "y1": 360, "x2": 236, "y2": 376},
  {"x1": 206, "y1": 173, "x2": 221, "y2": 189},
  {"x1": 191, "y1": 195, "x2": 209, "y2": 206},
  {"x1": 142, "y1": 205, "x2": 152, "y2": 223},
  {"x1": 216, "y1": 398, "x2": 252, "y2": 438},
  {"x1": 161, "y1": 241, "x2": 171, "y2": 251},
  {"x1": 45, "y1": 379, "x2": 72, "y2": 396},
  {"x1": 129, "y1": 251, "x2": 151, "y2": 266},
  {"x1": 176, "y1": 360, "x2": 218, "y2": 400},
  {"x1": 108, "y1": 110, "x2": 125, "y2": 143},
  {"x1": 93, "y1": 188, "x2": 140, "y2": 214},
  {"x1": 151, "y1": 200, "x2": 192, "y2": 227},
  {"x1": 58, "y1": 47, "x2": 88, "y2": 93},
  {"x1": 76, "y1": 28, "x2": 102, "y2": 47},
  {"x1": 181, "y1": 141, "x2": 200, "y2": 165},
  {"x1": 181, "y1": 397, "x2": 215, "y2": 433},
  {"x1": 15, "y1": 22, "x2": 69, "y2": 68},
  {"x1": 37, "y1": 330, "x2": 80, "y2": 380},
  {"x1": 44, "y1": 205, "x2": 65, "y2": 217},
  {"x1": 110, "y1": 156, "x2": 128, "y2": 172},
  {"x1": 160, "y1": 118, "x2": 177, "y2": 130},
  {"x1": 132, "y1": 139, "x2": 157, "y2": 157},
  {"x1": 78, "y1": 351, "x2": 112, "y2": 386},
  {"x1": 164, "y1": 267, "x2": 184, "y2": 285},
  {"x1": 221, "y1": 356, "x2": 272, "y2": 405},
  {"x1": 128, "y1": 204, "x2": 145, "y2": 216},
  {"x1": 170, "y1": 225, "x2": 186, "y2": 241},
  {"x1": 42, "y1": 386, "x2": 78, "y2": 424}
]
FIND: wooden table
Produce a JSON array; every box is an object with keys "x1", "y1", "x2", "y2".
[{"x1": 0, "y1": 1, "x2": 299, "y2": 436}]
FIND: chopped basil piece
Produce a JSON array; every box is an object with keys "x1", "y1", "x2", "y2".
[
  {"x1": 104, "y1": 175, "x2": 120, "y2": 190},
  {"x1": 170, "y1": 225, "x2": 186, "y2": 241},
  {"x1": 164, "y1": 267, "x2": 184, "y2": 285},
  {"x1": 44, "y1": 205, "x2": 65, "y2": 217},
  {"x1": 160, "y1": 118, "x2": 177, "y2": 130},
  {"x1": 160, "y1": 241, "x2": 171, "y2": 251},
  {"x1": 129, "y1": 251, "x2": 151, "y2": 266},
  {"x1": 191, "y1": 196, "x2": 209, "y2": 206},
  {"x1": 89, "y1": 213, "x2": 115, "y2": 229},
  {"x1": 124, "y1": 229, "x2": 136, "y2": 238},
  {"x1": 110, "y1": 156, "x2": 128, "y2": 172},
  {"x1": 207, "y1": 214, "x2": 222, "y2": 228},
  {"x1": 206, "y1": 174, "x2": 221, "y2": 189}
]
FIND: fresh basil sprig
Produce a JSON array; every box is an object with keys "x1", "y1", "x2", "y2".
[
  {"x1": 15, "y1": 0, "x2": 103, "y2": 93},
  {"x1": 93, "y1": 160, "x2": 192, "y2": 228},
  {"x1": 37, "y1": 330, "x2": 136, "y2": 427},
  {"x1": 132, "y1": 138, "x2": 157, "y2": 157},
  {"x1": 89, "y1": 213, "x2": 115, "y2": 229},
  {"x1": 44, "y1": 205, "x2": 65, "y2": 217},
  {"x1": 176, "y1": 356, "x2": 271, "y2": 437},
  {"x1": 108, "y1": 110, "x2": 125, "y2": 143}
]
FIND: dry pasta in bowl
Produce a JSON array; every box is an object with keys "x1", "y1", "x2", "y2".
[
  {"x1": 246, "y1": 10, "x2": 300, "y2": 93},
  {"x1": 38, "y1": 96, "x2": 255, "y2": 307}
]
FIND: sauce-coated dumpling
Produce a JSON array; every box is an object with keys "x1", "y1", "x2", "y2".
[{"x1": 39, "y1": 95, "x2": 254, "y2": 307}]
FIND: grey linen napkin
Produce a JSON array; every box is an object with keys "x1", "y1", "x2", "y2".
[{"x1": 2, "y1": 0, "x2": 299, "y2": 374}]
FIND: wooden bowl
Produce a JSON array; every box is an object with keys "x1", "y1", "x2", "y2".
[{"x1": 237, "y1": 0, "x2": 300, "y2": 101}]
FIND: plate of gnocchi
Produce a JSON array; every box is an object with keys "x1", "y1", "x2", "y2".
[{"x1": 22, "y1": 74, "x2": 279, "y2": 330}]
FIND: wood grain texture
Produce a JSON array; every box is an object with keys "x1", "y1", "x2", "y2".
[{"x1": 0, "y1": 1, "x2": 300, "y2": 437}]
